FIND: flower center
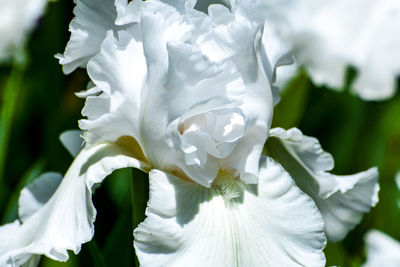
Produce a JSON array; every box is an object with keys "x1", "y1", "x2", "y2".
[
  {"x1": 177, "y1": 108, "x2": 246, "y2": 166},
  {"x1": 212, "y1": 169, "x2": 244, "y2": 204}
]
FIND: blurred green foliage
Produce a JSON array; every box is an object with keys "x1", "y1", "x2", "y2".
[{"x1": 0, "y1": 1, "x2": 399, "y2": 267}]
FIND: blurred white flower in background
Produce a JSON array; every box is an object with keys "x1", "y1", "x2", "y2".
[
  {"x1": 362, "y1": 172, "x2": 400, "y2": 267},
  {"x1": 229, "y1": 0, "x2": 400, "y2": 100},
  {"x1": 0, "y1": 0, "x2": 47, "y2": 60},
  {"x1": 363, "y1": 230, "x2": 400, "y2": 267}
]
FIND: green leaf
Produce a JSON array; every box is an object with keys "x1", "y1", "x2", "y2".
[{"x1": 87, "y1": 240, "x2": 108, "y2": 267}]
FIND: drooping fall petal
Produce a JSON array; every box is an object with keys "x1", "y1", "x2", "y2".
[
  {"x1": 267, "y1": 127, "x2": 379, "y2": 242},
  {"x1": 0, "y1": 142, "x2": 147, "y2": 266},
  {"x1": 134, "y1": 156, "x2": 326, "y2": 267}
]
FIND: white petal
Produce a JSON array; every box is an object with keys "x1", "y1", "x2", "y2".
[
  {"x1": 260, "y1": 21, "x2": 294, "y2": 105},
  {"x1": 158, "y1": 0, "x2": 196, "y2": 14},
  {"x1": 363, "y1": 230, "x2": 400, "y2": 267},
  {"x1": 134, "y1": 156, "x2": 326, "y2": 267},
  {"x1": 268, "y1": 127, "x2": 379, "y2": 242},
  {"x1": 115, "y1": 0, "x2": 141, "y2": 25},
  {"x1": 82, "y1": 30, "x2": 146, "y2": 146},
  {"x1": 56, "y1": 0, "x2": 125, "y2": 74},
  {"x1": 21, "y1": 255, "x2": 41, "y2": 267},
  {"x1": 158, "y1": 41, "x2": 248, "y2": 186},
  {"x1": 74, "y1": 83, "x2": 102, "y2": 98},
  {"x1": 59, "y1": 130, "x2": 84, "y2": 157},
  {"x1": 0, "y1": 142, "x2": 147, "y2": 266}
]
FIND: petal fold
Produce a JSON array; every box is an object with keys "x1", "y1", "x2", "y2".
[
  {"x1": 268, "y1": 127, "x2": 379, "y2": 242},
  {"x1": 57, "y1": 0, "x2": 126, "y2": 74}
]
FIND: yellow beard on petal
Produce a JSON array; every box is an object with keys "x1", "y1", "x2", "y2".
[{"x1": 212, "y1": 169, "x2": 244, "y2": 205}]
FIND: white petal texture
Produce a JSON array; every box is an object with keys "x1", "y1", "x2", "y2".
[
  {"x1": 134, "y1": 156, "x2": 326, "y2": 267},
  {"x1": 267, "y1": 128, "x2": 379, "y2": 242},
  {"x1": 56, "y1": 0, "x2": 127, "y2": 74},
  {"x1": 0, "y1": 0, "x2": 47, "y2": 60},
  {"x1": 80, "y1": 0, "x2": 273, "y2": 187},
  {"x1": 0, "y1": 142, "x2": 148, "y2": 266},
  {"x1": 363, "y1": 230, "x2": 400, "y2": 267}
]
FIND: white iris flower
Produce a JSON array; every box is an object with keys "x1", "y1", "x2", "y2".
[
  {"x1": 0, "y1": 0, "x2": 379, "y2": 266},
  {"x1": 0, "y1": 0, "x2": 47, "y2": 60},
  {"x1": 229, "y1": 0, "x2": 400, "y2": 100}
]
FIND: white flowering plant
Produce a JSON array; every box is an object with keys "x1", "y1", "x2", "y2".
[{"x1": 0, "y1": 0, "x2": 399, "y2": 267}]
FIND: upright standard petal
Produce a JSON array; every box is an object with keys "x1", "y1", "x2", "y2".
[
  {"x1": 0, "y1": 142, "x2": 147, "y2": 266},
  {"x1": 134, "y1": 156, "x2": 326, "y2": 267},
  {"x1": 199, "y1": 2, "x2": 291, "y2": 105},
  {"x1": 56, "y1": 0, "x2": 127, "y2": 74},
  {"x1": 81, "y1": 1, "x2": 273, "y2": 187},
  {"x1": 267, "y1": 127, "x2": 379, "y2": 242},
  {"x1": 363, "y1": 230, "x2": 400, "y2": 267},
  {"x1": 193, "y1": 5, "x2": 274, "y2": 182}
]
